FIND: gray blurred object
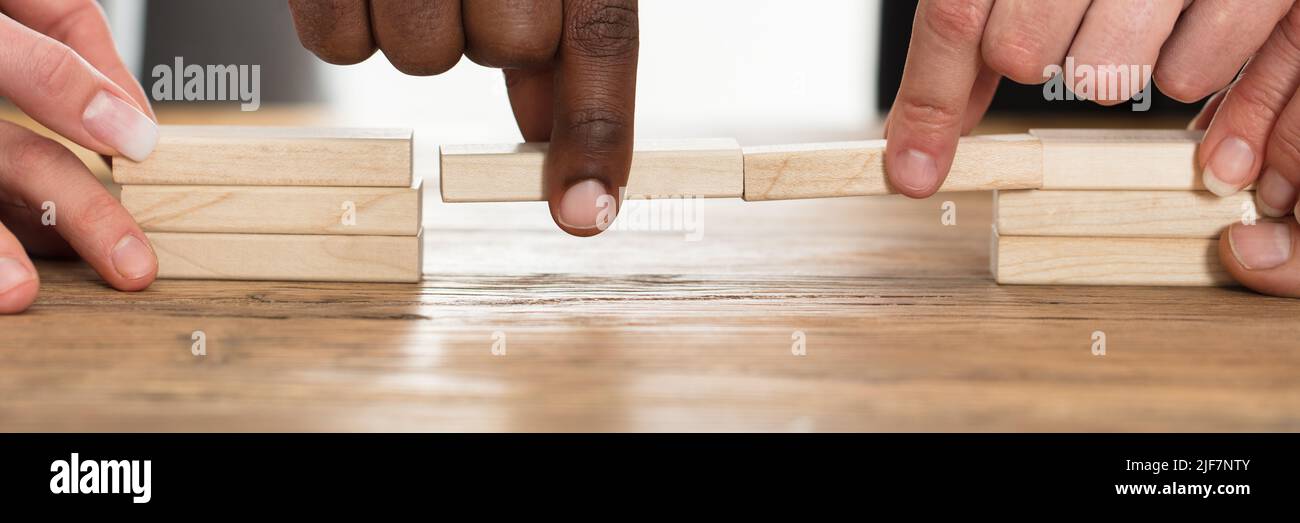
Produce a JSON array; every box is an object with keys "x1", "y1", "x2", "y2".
[{"x1": 103, "y1": 0, "x2": 324, "y2": 104}]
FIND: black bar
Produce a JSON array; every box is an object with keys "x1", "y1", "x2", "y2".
[{"x1": 0, "y1": 434, "x2": 1292, "y2": 511}]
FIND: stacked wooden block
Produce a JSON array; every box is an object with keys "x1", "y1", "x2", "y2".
[
  {"x1": 992, "y1": 129, "x2": 1237, "y2": 286},
  {"x1": 114, "y1": 127, "x2": 422, "y2": 283},
  {"x1": 442, "y1": 129, "x2": 1241, "y2": 287},
  {"x1": 108, "y1": 126, "x2": 1235, "y2": 286}
]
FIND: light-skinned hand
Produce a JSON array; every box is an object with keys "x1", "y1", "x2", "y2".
[
  {"x1": 0, "y1": 0, "x2": 161, "y2": 314},
  {"x1": 885, "y1": 0, "x2": 1290, "y2": 197}
]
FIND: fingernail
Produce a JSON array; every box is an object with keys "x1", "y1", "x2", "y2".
[
  {"x1": 891, "y1": 149, "x2": 939, "y2": 194},
  {"x1": 557, "y1": 179, "x2": 616, "y2": 231},
  {"x1": 82, "y1": 91, "x2": 158, "y2": 162},
  {"x1": 1256, "y1": 168, "x2": 1296, "y2": 218},
  {"x1": 111, "y1": 235, "x2": 156, "y2": 280},
  {"x1": 1202, "y1": 136, "x2": 1255, "y2": 197},
  {"x1": 1229, "y1": 222, "x2": 1293, "y2": 270},
  {"x1": 0, "y1": 258, "x2": 35, "y2": 295}
]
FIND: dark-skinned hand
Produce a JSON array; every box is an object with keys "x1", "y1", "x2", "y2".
[{"x1": 289, "y1": 0, "x2": 639, "y2": 236}]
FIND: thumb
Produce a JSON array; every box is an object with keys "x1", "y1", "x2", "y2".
[{"x1": 1221, "y1": 221, "x2": 1300, "y2": 298}]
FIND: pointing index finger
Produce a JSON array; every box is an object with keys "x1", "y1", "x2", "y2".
[
  {"x1": 886, "y1": 0, "x2": 995, "y2": 198},
  {"x1": 544, "y1": 0, "x2": 639, "y2": 237}
]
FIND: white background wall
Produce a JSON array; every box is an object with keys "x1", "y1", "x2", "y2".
[{"x1": 316, "y1": 0, "x2": 883, "y2": 147}]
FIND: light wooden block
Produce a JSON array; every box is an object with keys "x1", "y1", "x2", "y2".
[
  {"x1": 439, "y1": 139, "x2": 743, "y2": 202},
  {"x1": 993, "y1": 232, "x2": 1229, "y2": 286},
  {"x1": 122, "y1": 184, "x2": 421, "y2": 236},
  {"x1": 147, "y1": 232, "x2": 422, "y2": 283},
  {"x1": 114, "y1": 126, "x2": 413, "y2": 187},
  {"x1": 1032, "y1": 129, "x2": 1216, "y2": 190},
  {"x1": 996, "y1": 189, "x2": 1256, "y2": 239},
  {"x1": 742, "y1": 134, "x2": 1042, "y2": 201}
]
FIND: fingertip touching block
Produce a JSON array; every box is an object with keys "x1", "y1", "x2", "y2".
[
  {"x1": 439, "y1": 139, "x2": 743, "y2": 202},
  {"x1": 742, "y1": 134, "x2": 1043, "y2": 201}
]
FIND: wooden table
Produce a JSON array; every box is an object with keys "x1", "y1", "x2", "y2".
[{"x1": 1, "y1": 108, "x2": 1297, "y2": 432}]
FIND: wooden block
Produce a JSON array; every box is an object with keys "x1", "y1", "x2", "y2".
[
  {"x1": 996, "y1": 189, "x2": 1257, "y2": 239},
  {"x1": 113, "y1": 126, "x2": 413, "y2": 187},
  {"x1": 742, "y1": 134, "x2": 1042, "y2": 201},
  {"x1": 993, "y1": 232, "x2": 1230, "y2": 286},
  {"x1": 122, "y1": 184, "x2": 422, "y2": 236},
  {"x1": 439, "y1": 139, "x2": 743, "y2": 202},
  {"x1": 1032, "y1": 129, "x2": 1214, "y2": 190},
  {"x1": 147, "y1": 232, "x2": 422, "y2": 283}
]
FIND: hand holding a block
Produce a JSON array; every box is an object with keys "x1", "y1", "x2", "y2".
[
  {"x1": 0, "y1": 1, "x2": 159, "y2": 160},
  {"x1": 1210, "y1": 91, "x2": 1300, "y2": 296},
  {"x1": 288, "y1": 0, "x2": 641, "y2": 237},
  {"x1": 1181, "y1": 3, "x2": 1300, "y2": 298},
  {"x1": 1191, "y1": 3, "x2": 1300, "y2": 208},
  {"x1": 0, "y1": 2, "x2": 164, "y2": 313},
  {"x1": 885, "y1": 0, "x2": 1286, "y2": 198}
]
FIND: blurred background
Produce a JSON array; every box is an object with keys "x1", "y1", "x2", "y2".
[
  {"x1": 89, "y1": 0, "x2": 1202, "y2": 145},
  {"x1": 102, "y1": 0, "x2": 882, "y2": 146}
]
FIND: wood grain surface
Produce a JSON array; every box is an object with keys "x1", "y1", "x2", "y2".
[
  {"x1": 1, "y1": 106, "x2": 1298, "y2": 432},
  {"x1": 742, "y1": 134, "x2": 1042, "y2": 200}
]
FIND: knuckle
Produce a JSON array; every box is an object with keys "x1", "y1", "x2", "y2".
[
  {"x1": 1229, "y1": 83, "x2": 1285, "y2": 131},
  {"x1": 317, "y1": 0, "x2": 365, "y2": 18},
  {"x1": 7, "y1": 135, "x2": 67, "y2": 175},
  {"x1": 30, "y1": 42, "x2": 81, "y2": 99},
  {"x1": 893, "y1": 97, "x2": 965, "y2": 132},
  {"x1": 1154, "y1": 66, "x2": 1216, "y2": 103},
  {"x1": 70, "y1": 192, "x2": 125, "y2": 232},
  {"x1": 562, "y1": 105, "x2": 632, "y2": 151},
  {"x1": 983, "y1": 30, "x2": 1050, "y2": 83},
  {"x1": 1268, "y1": 119, "x2": 1300, "y2": 166},
  {"x1": 508, "y1": 45, "x2": 556, "y2": 67},
  {"x1": 378, "y1": 35, "x2": 462, "y2": 76},
  {"x1": 289, "y1": 0, "x2": 374, "y2": 64},
  {"x1": 384, "y1": 53, "x2": 457, "y2": 76},
  {"x1": 312, "y1": 43, "x2": 375, "y2": 66},
  {"x1": 566, "y1": 0, "x2": 639, "y2": 58},
  {"x1": 1279, "y1": 9, "x2": 1300, "y2": 57},
  {"x1": 922, "y1": 0, "x2": 987, "y2": 47},
  {"x1": 470, "y1": 38, "x2": 557, "y2": 69},
  {"x1": 46, "y1": 0, "x2": 104, "y2": 42}
]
